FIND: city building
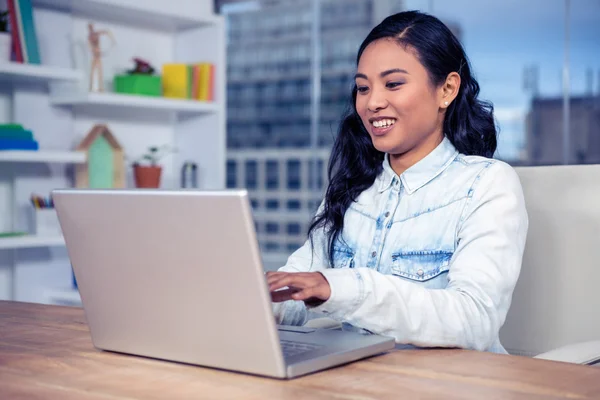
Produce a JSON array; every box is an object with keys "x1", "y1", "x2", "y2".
[{"x1": 526, "y1": 95, "x2": 600, "y2": 165}]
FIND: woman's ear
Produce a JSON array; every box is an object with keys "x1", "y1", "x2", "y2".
[{"x1": 439, "y1": 72, "x2": 460, "y2": 109}]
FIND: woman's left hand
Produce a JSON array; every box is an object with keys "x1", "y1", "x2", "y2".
[{"x1": 266, "y1": 271, "x2": 331, "y2": 306}]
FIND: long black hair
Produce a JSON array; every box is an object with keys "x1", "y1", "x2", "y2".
[{"x1": 308, "y1": 10, "x2": 497, "y2": 266}]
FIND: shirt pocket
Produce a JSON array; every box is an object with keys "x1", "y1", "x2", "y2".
[
  {"x1": 390, "y1": 250, "x2": 452, "y2": 282},
  {"x1": 332, "y1": 246, "x2": 355, "y2": 269}
]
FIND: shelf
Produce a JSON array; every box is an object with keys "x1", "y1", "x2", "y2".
[
  {"x1": 45, "y1": 288, "x2": 81, "y2": 306},
  {"x1": 0, "y1": 62, "x2": 82, "y2": 85},
  {"x1": 0, "y1": 235, "x2": 65, "y2": 250},
  {"x1": 32, "y1": 0, "x2": 221, "y2": 32},
  {"x1": 50, "y1": 92, "x2": 220, "y2": 116},
  {"x1": 0, "y1": 150, "x2": 86, "y2": 164}
]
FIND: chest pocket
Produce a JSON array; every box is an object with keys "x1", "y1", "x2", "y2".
[
  {"x1": 390, "y1": 250, "x2": 452, "y2": 283},
  {"x1": 332, "y1": 246, "x2": 355, "y2": 269}
]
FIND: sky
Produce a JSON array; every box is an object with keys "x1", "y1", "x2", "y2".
[{"x1": 404, "y1": 0, "x2": 600, "y2": 160}]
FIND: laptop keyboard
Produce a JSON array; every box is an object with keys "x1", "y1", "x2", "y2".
[{"x1": 280, "y1": 340, "x2": 323, "y2": 358}]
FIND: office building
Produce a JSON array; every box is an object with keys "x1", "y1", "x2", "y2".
[{"x1": 526, "y1": 95, "x2": 600, "y2": 165}]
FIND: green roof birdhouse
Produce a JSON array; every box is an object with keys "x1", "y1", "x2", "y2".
[{"x1": 76, "y1": 124, "x2": 125, "y2": 188}]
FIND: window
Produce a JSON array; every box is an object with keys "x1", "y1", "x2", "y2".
[
  {"x1": 287, "y1": 223, "x2": 301, "y2": 235},
  {"x1": 287, "y1": 199, "x2": 301, "y2": 210},
  {"x1": 226, "y1": 160, "x2": 237, "y2": 188},
  {"x1": 266, "y1": 160, "x2": 279, "y2": 189},
  {"x1": 266, "y1": 222, "x2": 279, "y2": 233},
  {"x1": 219, "y1": 0, "x2": 600, "y2": 269},
  {"x1": 265, "y1": 242, "x2": 280, "y2": 251},
  {"x1": 266, "y1": 199, "x2": 279, "y2": 210},
  {"x1": 245, "y1": 160, "x2": 257, "y2": 189},
  {"x1": 287, "y1": 159, "x2": 301, "y2": 190}
]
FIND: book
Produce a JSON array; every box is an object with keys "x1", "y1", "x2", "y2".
[
  {"x1": 15, "y1": 0, "x2": 41, "y2": 64},
  {"x1": 162, "y1": 63, "x2": 189, "y2": 99},
  {"x1": 0, "y1": 123, "x2": 24, "y2": 130},
  {"x1": 208, "y1": 63, "x2": 215, "y2": 101},
  {"x1": 187, "y1": 64, "x2": 194, "y2": 99},
  {"x1": 12, "y1": 0, "x2": 28, "y2": 63},
  {"x1": 0, "y1": 138, "x2": 39, "y2": 150},
  {"x1": 0, "y1": 128, "x2": 34, "y2": 140},
  {"x1": 197, "y1": 63, "x2": 211, "y2": 101},
  {"x1": 7, "y1": 0, "x2": 24, "y2": 63},
  {"x1": 162, "y1": 62, "x2": 215, "y2": 101}
]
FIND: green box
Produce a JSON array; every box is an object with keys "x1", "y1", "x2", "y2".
[{"x1": 114, "y1": 74, "x2": 162, "y2": 97}]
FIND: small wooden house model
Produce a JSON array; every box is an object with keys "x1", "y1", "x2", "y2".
[{"x1": 75, "y1": 124, "x2": 125, "y2": 188}]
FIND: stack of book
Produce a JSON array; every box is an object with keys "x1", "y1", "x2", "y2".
[
  {"x1": 162, "y1": 63, "x2": 215, "y2": 101},
  {"x1": 7, "y1": 0, "x2": 41, "y2": 64},
  {"x1": 0, "y1": 124, "x2": 38, "y2": 150}
]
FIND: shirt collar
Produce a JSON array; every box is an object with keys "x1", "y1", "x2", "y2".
[{"x1": 378, "y1": 137, "x2": 459, "y2": 194}]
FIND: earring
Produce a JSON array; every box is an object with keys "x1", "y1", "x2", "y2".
[{"x1": 444, "y1": 101, "x2": 449, "y2": 106}]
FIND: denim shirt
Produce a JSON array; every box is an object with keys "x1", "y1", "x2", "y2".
[{"x1": 273, "y1": 137, "x2": 528, "y2": 353}]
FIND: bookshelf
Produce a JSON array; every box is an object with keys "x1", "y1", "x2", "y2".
[{"x1": 0, "y1": 0, "x2": 226, "y2": 304}]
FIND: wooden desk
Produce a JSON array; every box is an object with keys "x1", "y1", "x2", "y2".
[{"x1": 1, "y1": 301, "x2": 600, "y2": 400}]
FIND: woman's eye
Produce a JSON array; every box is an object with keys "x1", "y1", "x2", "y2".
[
  {"x1": 386, "y1": 82, "x2": 404, "y2": 89},
  {"x1": 356, "y1": 86, "x2": 369, "y2": 93}
]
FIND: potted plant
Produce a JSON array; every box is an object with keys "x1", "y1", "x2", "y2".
[
  {"x1": 0, "y1": 10, "x2": 11, "y2": 62},
  {"x1": 132, "y1": 145, "x2": 174, "y2": 188}
]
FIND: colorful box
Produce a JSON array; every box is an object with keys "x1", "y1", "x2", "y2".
[{"x1": 114, "y1": 74, "x2": 162, "y2": 97}]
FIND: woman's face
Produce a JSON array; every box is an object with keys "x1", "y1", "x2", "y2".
[{"x1": 355, "y1": 38, "x2": 448, "y2": 163}]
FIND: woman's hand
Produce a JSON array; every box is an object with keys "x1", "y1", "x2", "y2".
[{"x1": 266, "y1": 271, "x2": 331, "y2": 306}]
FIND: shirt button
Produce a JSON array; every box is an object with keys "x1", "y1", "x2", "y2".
[
  {"x1": 417, "y1": 269, "x2": 424, "y2": 277},
  {"x1": 371, "y1": 251, "x2": 377, "y2": 258},
  {"x1": 385, "y1": 211, "x2": 390, "y2": 217}
]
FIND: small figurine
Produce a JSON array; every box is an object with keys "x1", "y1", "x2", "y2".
[{"x1": 88, "y1": 22, "x2": 116, "y2": 92}]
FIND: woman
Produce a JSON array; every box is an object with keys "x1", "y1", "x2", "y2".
[{"x1": 267, "y1": 10, "x2": 528, "y2": 353}]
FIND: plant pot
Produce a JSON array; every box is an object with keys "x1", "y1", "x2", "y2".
[
  {"x1": 133, "y1": 165, "x2": 162, "y2": 188},
  {"x1": 0, "y1": 32, "x2": 11, "y2": 63}
]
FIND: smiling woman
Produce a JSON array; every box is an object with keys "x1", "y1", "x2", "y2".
[{"x1": 267, "y1": 10, "x2": 528, "y2": 354}]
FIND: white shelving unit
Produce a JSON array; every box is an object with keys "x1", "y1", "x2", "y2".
[{"x1": 0, "y1": 0, "x2": 226, "y2": 305}]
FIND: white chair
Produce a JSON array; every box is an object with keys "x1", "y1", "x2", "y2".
[
  {"x1": 308, "y1": 164, "x2": 600, "y2": 365},
  {"x1": 501, "y1": 164, "x2": 600, "y2": 365}
]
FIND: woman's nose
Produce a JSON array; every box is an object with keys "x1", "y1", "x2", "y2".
[{"x1": 367, "y1": 89, "x2": 388, "y2": 112}]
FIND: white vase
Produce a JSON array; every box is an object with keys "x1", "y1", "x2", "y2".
[{"x1": 0, "y1": 32, "x2": 12, "y2": 63}]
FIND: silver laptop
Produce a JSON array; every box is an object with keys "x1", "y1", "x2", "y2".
[{"x1": 52, "y1": 188, "x2": 395, "y2": 379}]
